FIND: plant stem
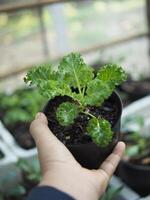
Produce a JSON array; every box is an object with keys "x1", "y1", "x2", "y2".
[
  {"x1": 73, "y1": 68, "x2": 83, "y2": 99},
  {"x1": 82, "y1": 111, "x2": 96, "y2": 119}
]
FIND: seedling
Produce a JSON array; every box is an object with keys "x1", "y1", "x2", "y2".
[{"x1": 24, "y1": 53, "x2": 127, "y2": 147}]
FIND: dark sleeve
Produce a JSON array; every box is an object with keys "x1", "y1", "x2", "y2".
[{"x1": 27, "y1": 186, "x2": 75, "y2": 200}]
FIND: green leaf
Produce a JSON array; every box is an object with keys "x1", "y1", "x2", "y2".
[
  {"x1": 24, "y1": 64, "x2": 73, "y2": 100},
  {"x1": 84, "y1": 79, "x2": 112, "y2": 106},
  {"x1": 87, "y1": 118, "x2": 113, "y2": 147},
  {"x1": 38, "y1": 80, "x2": 72, "y2": 99},
  {"x1": 56, "y1": 102, "x2": 80, "y2": 126},
  {"x1": 1, "y1": 89, "x2": 45, "y2": 125},
  {"x1": 100, "y1": 185, "x2": 123, "y2": 200},
  {"x1": 97, "y1": 64, "x2": 127, "y2": 89},
  {"x1": 3, "y1": 108, "x2": 32, "y2": 125},
  {"x1": 9, "y1": 185, "x2": 26, "y2": 197},
  {"x1": 17, "y1": 159, "x2": 41, "y2": 182},
  {"x1": 125, "y1": 145, "x2": 140, "y2": 157},
  {"x1": 0, "y1": 94, "x2": 19, "y2": 109},
  {"x1": 58, "y1": 52, "x2": 94, "y2": 89},
  {"x1": 24, "y1": 64, "x2": 56, "y2": 86}
]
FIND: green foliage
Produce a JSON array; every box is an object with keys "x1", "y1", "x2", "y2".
[
  {"x1": 125, "y1": 131, "x2": 150, "y2": 158},
  {"x1": 84, "y1": 79, "x2": 112, "y2": 106},
  {"x1": 100, "y1": 185, "x2": 123, "y2": 200},
  {"x1": 8, "y1": 185, "x2": 26, "y2": 197},
  {"x1": 56, "y1": 102, "x2": 80, "y2": 126},
  {"x1": 97, "y1": 64, "x2": 127, "y2": 89},
  {"x1": 122, "y1": 115, "x2": 144, "y2": 132},
  {"x1": 25, "y1": 52, "x2": 127, "y2": 147},
  {"x1": 122, "y1": 115, "x2": 150, "y2": 159},
  {"x1": 0, "y1": 194, "x2": 4, "y2": 200},
  {"x1": 17, "y1": 159, "x2": 41, "y2": 183},
  {"x1": 125, "y1": 144, "x2": 139, "y2": 157},
  {"x1": 0, "y1": 89, "x2": 45, "y2": 125},
  {"x1": 58, "y1": 53, "x2": 94, "y2": 89},
  {"x1": 87, "y1": 118, "x2": 113, "y2": 147}
]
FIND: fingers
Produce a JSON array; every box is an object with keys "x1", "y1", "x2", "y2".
[
  {"x1": 99, "y1": 142, "x2": 125, "y2": 177},
  {"x1": 30, "y1": 112, "x2": 75, "y2": 173},
  {"x1": 30, "y1": 112, "x2": 60, "y2": 148},
  {"x1": 95, "y1": 142, "x2": 125, "y2": 192}
]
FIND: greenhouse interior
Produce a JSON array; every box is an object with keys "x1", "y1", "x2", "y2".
[{"x1": 0, "y1": 0, "x2": 150, "y2": 200}]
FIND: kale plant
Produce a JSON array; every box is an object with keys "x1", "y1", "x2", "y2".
[{"x1": 24, "y1": 53, "x2": 127, "y2": 147}]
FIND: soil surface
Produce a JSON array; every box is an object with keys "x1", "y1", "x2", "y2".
[{"x1": 45, "y1": 95, "x2": 119, "y2": 145}]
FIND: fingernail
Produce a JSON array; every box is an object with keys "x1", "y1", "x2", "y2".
[{"x1": 35, "y1": 112, "x2": 42, "y2": 119}]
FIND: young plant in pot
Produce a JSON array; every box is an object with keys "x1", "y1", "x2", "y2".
[
  {"x1": 24, "y1": 52, "x2": 127, "y2": 169},
  {"x1": 118, "y1": 116, "x2": 150, "y2": 196}
]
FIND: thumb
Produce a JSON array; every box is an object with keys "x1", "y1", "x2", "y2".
[
  {"x1": 30, "y1": 112, "x2": 60, "y2": 147},
  {"x1": 30, "y1": 112, "x2": 75, "y2": 173}
]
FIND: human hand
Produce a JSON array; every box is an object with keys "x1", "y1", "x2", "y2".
[{"x1": 30, "y1": 112, "x2": 125, "y2": 200}]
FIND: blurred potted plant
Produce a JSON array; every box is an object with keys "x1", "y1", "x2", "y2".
[
  {"x1": 118, "y1": 116, "x2": 150, "y2": 196},
  {"x1": 0, "y1": 89, "x2": 45, "y2": 149},
  {"x1": 119, "y1": 74, "x2": 150, "y2": 102},
  {"x1": 24, "y1": 52, "x2": 127, "y2": 169},
  {"x1": 1, "y1": 159, "x2": 40, "y2": 200}
]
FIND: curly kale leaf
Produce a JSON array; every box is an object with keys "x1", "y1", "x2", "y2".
[
  {"x1": 84, "y1": 79, "x2": 112, "y2": 106},
  {"x1": 24, "y1": 64, "x2": 57, "y2": 86},
  {"x1": 87, "y1": 118, "x2": 113, "y2": 147},
  {"x1": 56, "y1": 102, "x2": 80, "y2": 126},
  {"x1": 84, "y1": 64, "x2": 127, "y2": 106},
  {"x1": 58, "y1": 52, "x2": 94, "y2": 89},
  {"x1": 97, "y1": 64, "x2": 127, "y2": 88},
  {"x1": 24, "y1": 65, "x2": 72, "y2": 99}
]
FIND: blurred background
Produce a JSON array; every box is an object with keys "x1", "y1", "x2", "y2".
[
  {"x1": 0, "y1": 0, "x2": 149, "y2": 91},
  {"x1": 0, "y1": 1, "x2": 150, "y2": 200}
]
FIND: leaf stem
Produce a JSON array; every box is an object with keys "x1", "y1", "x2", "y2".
[
  {"x1": 82, "y1": 111, "x2": 96, "y2": 119},
  {"x1": 73, "y1": 68, "x2": 83, "y2": 99},
  {"x1": 82, "y1": 87, "x2": 86, "y2": 96}
]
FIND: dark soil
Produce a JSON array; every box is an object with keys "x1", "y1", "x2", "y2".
[
  {"x1": 7, "y1": 122, "x2": 35, "y2": 149},
  {"x1": 44, "y1": 95, "x2": 119, "y2": 145}
]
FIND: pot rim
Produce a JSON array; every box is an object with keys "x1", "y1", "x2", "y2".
[
  {"x1": 121, "y1": 159, "x2": 150, "y2": 171},
  {"x1": 43, "y1": 90, "x2": 123, "y2": 127}
]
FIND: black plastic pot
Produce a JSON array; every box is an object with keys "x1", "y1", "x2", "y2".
[
  {"x1": 43, "y1": 91, "x2": 123, "y2": 169},
  {"x1": 120, "y1": 77, "x2": 150, "y2": 102},
  {"x1": 118, "y1": 161, "x2": 150, "y2": 196}
]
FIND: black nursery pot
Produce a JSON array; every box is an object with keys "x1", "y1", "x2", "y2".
[
  {"x1": 43, "y1": 91, "x2": 122, "y2": 169},
  {"x1": 118, "y1": 161, "x2": 150, "y2": 196}
]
